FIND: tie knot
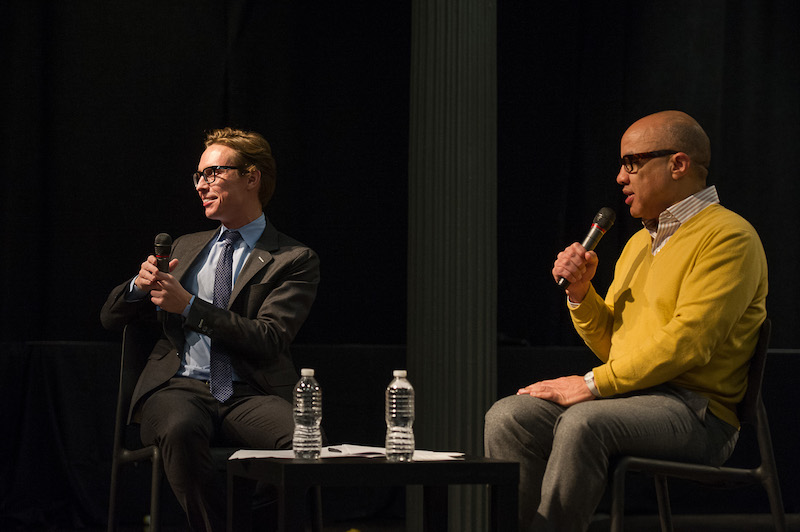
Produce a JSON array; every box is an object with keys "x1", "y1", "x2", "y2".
[{"x1": 221, "y1": 230, "x2": 242, "y2": 246}]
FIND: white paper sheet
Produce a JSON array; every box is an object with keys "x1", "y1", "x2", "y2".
[{"x1": 229, "y1": 444, "x2": 464, "y2": 461}]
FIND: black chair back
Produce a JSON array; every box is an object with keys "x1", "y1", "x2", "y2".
[
  {"x1": 116, "y1": 321, "x2": 162, "y2": 431},
  {"x1": 108, "y1": 321, "x2": 163, "y2": 532},
  {"x1": 739, "y1": 318, "x2": 770, "y2": 427}
]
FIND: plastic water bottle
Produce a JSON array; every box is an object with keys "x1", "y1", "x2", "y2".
[
  {"x1": 293, "y1": 368, "x2": 322, "y2": 459},
  {"x1": 385, "y1": 369, "x2": 415, "y2": 462}
]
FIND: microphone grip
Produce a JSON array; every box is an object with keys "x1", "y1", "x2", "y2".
[
  {"x1": 154, "y1": 233, "x2": 172, "y2": 322},
  {"x1": 156, "y1": 256, "x2": 170, "y2": 273},
  {"x1": 556, "y1": 208, "x2": 615, "y2": 291},
  {"x1": 557, "y1": 225, "x2": 605, "y2": 290},
  {"x1": 580, "y1": 225, "x2": 605, "y2": 252},
  {"x1": 156, "y1": 256, "x2": 169, "y2": 322}
]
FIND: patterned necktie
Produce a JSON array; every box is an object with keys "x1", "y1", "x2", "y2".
[{"x1": 209, "y1": 230, "x2": 242, "y2": 402}]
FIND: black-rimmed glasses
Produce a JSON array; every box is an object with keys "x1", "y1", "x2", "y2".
[
  {"x1": 192, "y1": 165, "x2": 242, "y2": 186},
  {"x1": 620, "y1": 150, "x2": 678, "y2": 174}
]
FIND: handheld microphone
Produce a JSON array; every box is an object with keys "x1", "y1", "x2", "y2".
[
  {"x1": 154, "y1": 233, "x2": 172, "y2": 321},
  {"x1": 557, "y1": 208, "x2": 616, "y2": 289}
]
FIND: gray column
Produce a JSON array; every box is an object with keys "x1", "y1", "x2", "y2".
[{"x1": 407, "y1": 0, "x2": 497, "y2": 530}]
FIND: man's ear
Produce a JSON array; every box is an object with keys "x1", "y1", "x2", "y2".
[
  {"x1": 247, "y1": 168, "x2": 261, "y2": 189},
  {"x1": 670, "y1": 152, "x2": 691, "y2": 179}
]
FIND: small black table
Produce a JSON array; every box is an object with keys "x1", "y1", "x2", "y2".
[{"x1": 227, "y1": 455, "x2": 519, "y2": 531}]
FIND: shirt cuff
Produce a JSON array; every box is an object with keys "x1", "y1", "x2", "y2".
[
  {"x1": 125, "y1": 277, "x2": 149, "y2": 301},
  {"x1": 181, "y1": 295, "x2": 196, "y2": 318}
]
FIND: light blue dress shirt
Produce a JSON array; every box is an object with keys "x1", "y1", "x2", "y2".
[{"x1": 175, "y1": 214, "x2": 266, "y2": 381}]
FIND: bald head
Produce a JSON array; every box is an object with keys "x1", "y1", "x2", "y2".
[{"x1": 627, "y1": 110, "x2": 711, "y2": 181}]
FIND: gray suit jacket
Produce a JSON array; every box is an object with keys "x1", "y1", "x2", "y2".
[{"x1": 101, "y1": 220, "x2": 320, "y2": 422}]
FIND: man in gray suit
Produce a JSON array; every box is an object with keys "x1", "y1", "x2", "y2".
[{"x1": 101, "y1": 127, "x2": 320, "y2": 531}]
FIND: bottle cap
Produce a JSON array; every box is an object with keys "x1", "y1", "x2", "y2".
[
  {"x1": 393, "y1": 369, "x2": 407, "y2": 378},
  {"x1": 301, "y1": 368, "x2": 315, "y2": 377}
]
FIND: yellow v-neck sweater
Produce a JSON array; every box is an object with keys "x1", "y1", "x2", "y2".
[{"x1": 570, "y1": 204, "x2": 768, "y2": 428}]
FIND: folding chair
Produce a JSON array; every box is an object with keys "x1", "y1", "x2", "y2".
[
  {"x1": 107, "y1": 321, "x2": 322, "y2": 531},
  {"x1": 609, "y1": 319, "x2": 786, "y2": 532}
]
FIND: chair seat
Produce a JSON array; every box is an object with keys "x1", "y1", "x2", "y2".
[{"x1": 615, "y1": 455, "x2": 764, "y2": 488}]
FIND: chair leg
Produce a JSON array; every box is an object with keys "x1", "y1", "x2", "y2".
[
  {"x1": 756, "y1": 406, "x2": 787, "y2": 532},
  {"x1": 762, "y1": 470, "x2": 787, "y2": 532},
  {"x1": 764, "y1": 480, "x2": 787, "y2": 532},
  {"x1": 150, "y1": 447, "x2": 163, "y2": 532},
  {"x1": 653, "y1": 475, "x2": 673, "y2": 532},
  {"x1": 107, "y1": 459, "x2": 120, "y2": 532},
  {"x1": 610, "y1": 461, "x2": 628, "y2": 532}
]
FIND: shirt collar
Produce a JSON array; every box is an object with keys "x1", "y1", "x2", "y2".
[
  {"x1": 643, "y1": 185, "x2": 719, "y2": 232},
  {"x1": 219, "y1": 213, "x2": 266, "y2": 250},
  {"x1": 664, "y1": 185, "x2": 719, "y2": 224}
]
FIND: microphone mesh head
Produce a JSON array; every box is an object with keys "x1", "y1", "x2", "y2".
[
  {"x1": 155, "y1": 233, "x2": 173, "y2": 246},
  {"x1": 594, "y1": 208, "x2": 616, "y2": 230},
  {"x1": 154, "y1": 233, "x2": 172, "y2": 256}
]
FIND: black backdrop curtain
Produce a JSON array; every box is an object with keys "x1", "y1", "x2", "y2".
[
  {"x1": 1, "y1": 342, "x2": 119, "y2": 527},
  {"x1": 1, "y1": 2, "x2": 798, "y2": 344}
]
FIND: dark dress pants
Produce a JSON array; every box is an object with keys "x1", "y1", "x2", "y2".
[{"x1": 140, "y1": 377, "x2": 294, "y2": 532}]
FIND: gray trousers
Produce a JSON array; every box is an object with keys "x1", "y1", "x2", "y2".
[{"x1": 484, "y1": 387, "x2": 738, "y2": 532}]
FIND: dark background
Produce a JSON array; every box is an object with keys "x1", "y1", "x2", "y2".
[
  {"x1": 2, "y1": 0, "x2": 799, "y2": 528},
  {"x1": 2, "y1": 1, "x2": 798, "y2": 348}
]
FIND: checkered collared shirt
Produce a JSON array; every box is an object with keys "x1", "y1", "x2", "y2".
[{"x1": 643, "y1": 185, "x2": 720, "y2": 255}]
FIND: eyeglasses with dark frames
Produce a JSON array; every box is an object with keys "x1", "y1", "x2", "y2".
[
  {"x1": 192, "y1": 165, "x2": 243, "y2": 187},
  {"x1": 620, "y1": 150, "x2": 678, "y2": 174}
]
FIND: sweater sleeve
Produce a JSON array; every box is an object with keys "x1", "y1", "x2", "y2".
[{"x1": 568, "y1": 284, "x2": 614, "y2": 362}]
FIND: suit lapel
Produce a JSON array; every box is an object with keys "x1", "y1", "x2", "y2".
[
  {"x1": 230, "y1": 221, "x2": 278, "y2": 304},
  {"x1": 172, "y1": 229, "x2": 219, "y2": 282}
]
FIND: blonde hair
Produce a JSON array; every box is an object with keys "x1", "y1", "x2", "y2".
[{"x1": 204, "y1": 127, "x2": 276, "y2": 206}]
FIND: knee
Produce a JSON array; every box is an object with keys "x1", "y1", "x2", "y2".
[
  {"x1": 485, "y1": 399, "x2": 513, "y2": 456},
  {"x1": 143, "y1": 412, "x2": 211, "y2": 451},
  {"x1": 485, "y1": 396, "x2": 518, "y2": 435},
  {"x1": 165, "y1": 417, "x2": 208, "y2": 442},
  {"x1": 552, "y1": 405, "x2": 600, "y2": 444},
  {"x1": 484, "y1": 395, "x2": 533, "y2": 450}
]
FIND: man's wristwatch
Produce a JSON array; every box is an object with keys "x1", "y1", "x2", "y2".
[{"x1": 584, "y1": 370, "x2": 601, "y2": 397}]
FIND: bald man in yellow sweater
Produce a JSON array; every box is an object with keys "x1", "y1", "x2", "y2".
[{"x1": 485, "y1": 110, "x2": 768, "y2": 531}]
